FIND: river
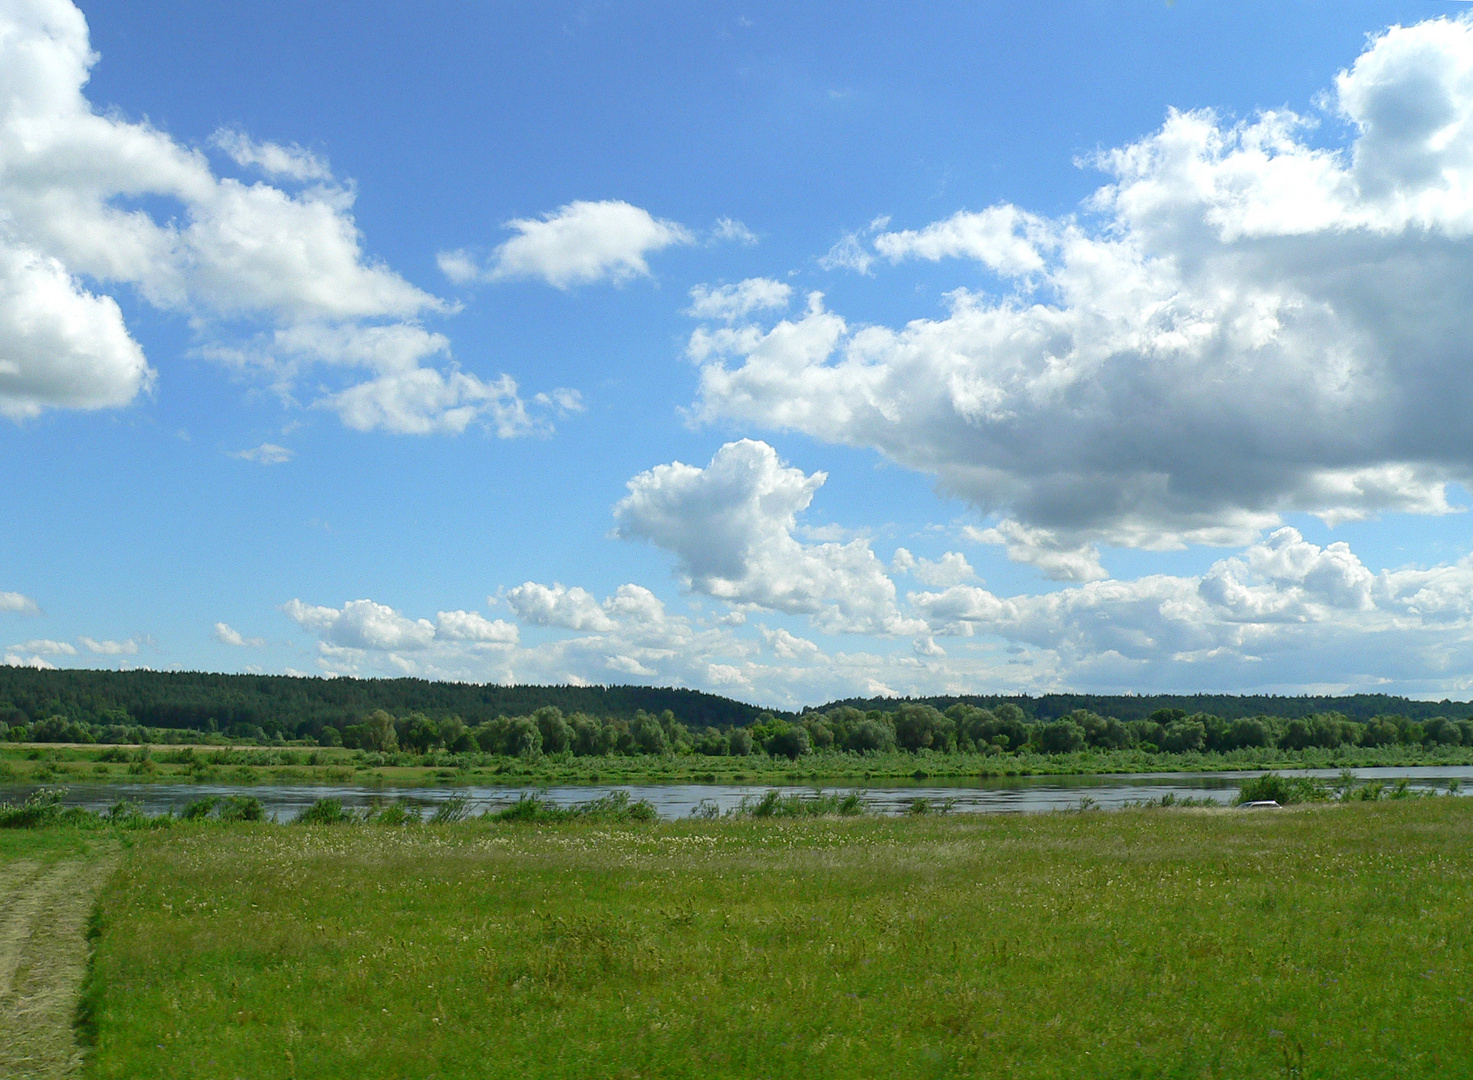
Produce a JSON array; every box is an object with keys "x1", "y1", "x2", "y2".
[{"x1": 3, "y1": 765, "x2": 1470, "y2": 820}]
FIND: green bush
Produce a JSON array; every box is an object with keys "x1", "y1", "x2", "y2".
[
  {"x1": 296, "y1": 798, "x2": 350, "y2": 825},
  {"x1": 1234, "y1": 773, "x2": 1330, "y2": 805}
]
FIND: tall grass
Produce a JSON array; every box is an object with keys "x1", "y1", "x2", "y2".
[{"x1": 81, "y1": 800, "x2": 1473, "y2": 1079}]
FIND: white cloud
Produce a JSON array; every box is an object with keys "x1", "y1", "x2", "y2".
[
  {"x1": 282, "y1": 598, "x2": 436, "y2": 651},
  {"x1": 231, "y1": 443, "x2": 293, "y2": 465},
  {"x1": 321, "y1": 367, "x2": 538, "y2": 437},
  {"x1": 965, "y1": 522, "x2": 1107, "y2": 583},
  {"x1": 873, "y1": 204, "x2": 1056, "y2": 277},
  {"x1": 904, "y1": 526, "x2": 1473, "y2": 692},
  {"x1": 613, "y1": 439, "x2": 923, "y2": 635},
  {"x1": 692, "y1": 16, "x2": 1473, "y2": 550},
  {"x1": 4, "y1": 652, "x2": 56, "y2": 669},
  {"x1": 686, "y1": 278, "x2": 792, "y2": 321},
  {"x1": 0, "y1": 0, "x2": 558, "y2": 433},
  {"x1": 443, "y1": 200, "x2": 694, "y2": 288},
  {"x1": 434, "y1": 610, "x2": 519, "y2": 645},
  {"x1": 711, "y1": 217, "x2": 758, "y2": 245},
  {"x1": 891, "y1": 548, "x2": 977, "y2": 587},
  {"x1": 78, "y1": 636, "x2": 137, "y2": 655},
  {"x1": 760, "y1": 626, "x2": 820, "y2": 658},
  {"x1": 209, "y1": 128, "x2": 331, "y2": 182},
  {"x1": 0, "y1": 246, "x2": 153, "y2": 419},
  {"x1": 12, "y1": 638, "x2": 76, "y2": 655},
  {"x1": 504, "y1": 583, "x2": 615, "y2": 632},
  {"x1": 272, "y1": 524, "x2": 1473, "y2": 703},
  {"x1": 0, "y1": 591, "x2": 39, "y2": 614},
  {"x1": 817, "y1": 231, "x2": 875, "y2": 275},
  {"x1": 214, "y1": 623, "x2": 265, "y2": 648}
]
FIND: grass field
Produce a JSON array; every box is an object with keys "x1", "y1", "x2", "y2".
[
  {"x1": 5, "y1": 740, "x2": 1473, "y2": 790},
  {"x1": 54, "y1": 799, "x2": 1473, "y2": 1079}
]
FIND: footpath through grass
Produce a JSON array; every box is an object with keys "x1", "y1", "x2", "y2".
[
  {"x1": 0, "y1": 831, "x2": 117, "y2": 1079},
  {"x1": 82, "y1": 800, "x2": 1473, "y2": 1079}
]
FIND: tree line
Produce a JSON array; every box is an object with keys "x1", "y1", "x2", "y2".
[{"x1": 12, "y1": 697, "x2": 1472, "y2": 760}]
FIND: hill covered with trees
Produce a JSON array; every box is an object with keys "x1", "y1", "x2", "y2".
[
  {"x1": 0, "y1": 668, "x2": 773, "y2": 743},
  {"x1": 810, "y1": 692, "x2": 1473, "y2": 725}
]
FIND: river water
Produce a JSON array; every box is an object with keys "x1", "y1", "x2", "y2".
[{"x1": 4, "y1": 765, "x2": 1470, "y2": 821}]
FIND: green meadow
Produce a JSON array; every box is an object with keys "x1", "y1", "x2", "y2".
[{"x1": 0, "y1": 799, "x2": 1451, "y2": 1078}]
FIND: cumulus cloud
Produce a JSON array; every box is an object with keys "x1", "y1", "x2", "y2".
[
  {"x1": 613, "y1": 439, "x2": 923, "y2": 634},
  {"x1": 282, "y1": 599, "x2": 436, "y2": 652},
  {"x1": 0, "y1": 246, "x2": 153, "y2": 419},
  {"x1": 692, "y1": 16, "x2": 1473, "y2": 552},
  {"x1": 964, "y1": 522, "x2": 1107, "y2": 583},
  {"x1": 873, "y1": 204, "x2": 1055, "y2": 277},
  {"x1": 12, "y1": 638, "x2": 76, "y2": 655},
  {"x1": 214, "y1": 623, "x2": 265, "y2": 648},
  {"x1": 891, "y1": 548, "x2": 977, "y2": 588},
  {"x1": 321, "y1": 368, "x2": 539, "y2": 436},
  {"x1": 209, "y1": 128, "x2": 331, "y2": 182},
  {"x1": 0, "y1": 0, "x2": 556, "y2": 434},
  {"x1": 686, "y1": 278, "x2": 792, "y2": 321},
  {"x1": 4, "y1": 652, "x2": 55, "y2": 669},
  {"x1": 504, "y1": 583, "x2": 615, "y2": 632},
  {"x1": 711, "y1": 217, "x2": 758, "y2": 245},
  {"x1": 907, "y1": 526, "x2": 1473, "y2": 692},
  {"x1": 78, "y1": 636, "x2": 137, "y2": 655},
  {"x1": 274, "y1": 524, "x2": 1473, "y2": 701},
  {"x1": 442, "y1": 200, "x2": 694, "y2": 288},
  {"x1": 231, "y1": 443, "x2": 293, "y2": 465},
  {"x1": 0, "y1": 591, "x2": 39, "y2": 614},
  {"x1": 434, "y1": 610, "x2": 518, "y2": 645}
]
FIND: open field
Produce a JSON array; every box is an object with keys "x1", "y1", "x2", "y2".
[
  {"x1": 37, "y1": 799, "x2": 1468, "y2": 1078},
  {"x1": 6, "y1": 741, "x2": 1473, "y2": 790}
]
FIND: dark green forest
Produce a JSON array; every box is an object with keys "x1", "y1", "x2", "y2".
[
  {"x1": 0, "y1": 668, "x2": 768, "y2": 742},
  {"x1": 815, "y1": 692, "x2": 1473, "y2": 724},
  {"x1": 4, "y1": 668, "x2": 1473, "y2": 761}
]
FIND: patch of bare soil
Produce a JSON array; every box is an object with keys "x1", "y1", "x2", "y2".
[{"x1": 0, "y1": 851, "x2": 117, "y2": 1079}]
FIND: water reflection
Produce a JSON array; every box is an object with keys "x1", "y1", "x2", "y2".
[{"x1": 4, "y1": 765, "x2": 1469, "y2": 821}]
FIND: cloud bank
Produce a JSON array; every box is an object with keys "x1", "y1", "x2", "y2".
[{"x1": 689, "y1": 16, "x2": 1473, "y2": 577}]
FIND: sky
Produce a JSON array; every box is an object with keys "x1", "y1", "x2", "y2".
[{"x1": 8, "y1": 0, "x2": 1473, "y2": 707}]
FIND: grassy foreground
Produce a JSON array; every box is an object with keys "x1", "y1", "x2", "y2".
[{"x1": 77, "y1": 800, "x2": 1473, "y2": 1079}]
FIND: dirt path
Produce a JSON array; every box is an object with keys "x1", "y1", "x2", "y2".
[{"x1": 0, "y1": 850, "x2": 117, "y2": 1079}]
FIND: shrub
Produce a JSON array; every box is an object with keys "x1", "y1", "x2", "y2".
[
  {"x1": 492, "y1": 790, "x2": 657, "y2": 823},
  {"x1": 735, "y1": 790, "x2": 867, "y2": 817},
  {"x1": 765, "y1": 725, "x2": 811, "y2": 761},
  {"x1": 296, "y1": 798, "x2": 350, "y2": 825},
  {"x1": 1234, "y1": 773, "x2": 1329, "y2": 805},
  {"x1": 429, "y1": 793, "x2": 473, "y2": 824},
  {"x1": 218, "y1": 795, "x2": 265, "y2": 822}
]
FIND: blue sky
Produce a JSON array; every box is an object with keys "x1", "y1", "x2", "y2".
[{"x1": 7, "y1": 0, "x2": 1473, "y2": 706}]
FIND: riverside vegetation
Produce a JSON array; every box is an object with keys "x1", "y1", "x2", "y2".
[
  {"x1": 6, "y1": 701, "x2": 1473, "y2": 789},
  {"x1": 2, "y1": 787, "x2": 1471, "y2": 1078}
]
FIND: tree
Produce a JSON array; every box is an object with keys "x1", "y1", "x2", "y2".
[
  {"x1": 727, "y1": 728, "x2": 754, "y2": 755},
  {"x1": 534, "y1": 707, "x2": 573, "y2": 754},
  {"x1": 843, "y1": 719, "x2": 895, "y2": 753},
  {"x1": 504, "y1": 716, "x2": 542, "y2": 758},
  {"x1": 893, "y1": 705, "x2": 951, "y2": 752},
  {"x1": 631, "y1": 712, "x2": 669, "y2": 755},
  {"x1": 362, "y1": 710, "x2": 398, "y2": 753},
  {"x1": 766, "y1": 724, "x2": 811, "y2": 760},
  {"x1": 1035, "y1": 720, "x2": 1086, "y2": 754}
]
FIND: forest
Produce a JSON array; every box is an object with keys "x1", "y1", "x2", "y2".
[{"x1": 3, "y1": 668, "x2": 1472, "y2": 758}]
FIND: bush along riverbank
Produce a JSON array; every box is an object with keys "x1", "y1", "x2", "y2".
[{"x1": 4, "y1": 734, "x2": 1473, "y2": 789}]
